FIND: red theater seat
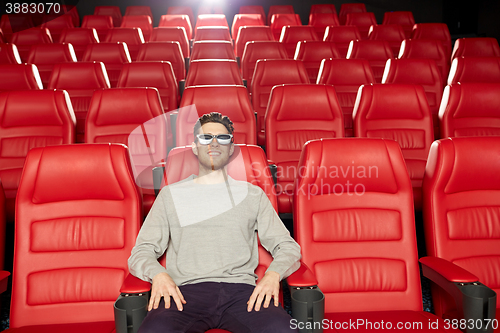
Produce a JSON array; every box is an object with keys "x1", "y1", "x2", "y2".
[
  {"x1": 339, "y1": 3, "x2": 366, "y2": 25},
  {"x1": 251, "y1": 59, "x2": 309, "y2": 146},
  {"x1": 158, "y1": 15, "x2": 193, "y2": 40},
  {"x1": 279, "y1": 25, "x2": 319, "y2": 58},
  {"x1": 310, "y1": 4, "x2": 337, "y2": 15},
  {"x1": 267, "y1": 5, "x2": 295, "y2": 25},
  {"x1": 124, "y1": 6, "x2": 153, "y2": 19},
  {"x1": 0, "y1": 63, "x2": 43, "y2": 92},
  {"x1": 308, "y1": 13, "x2": 340, "y2": 40},
  {"x1": 151, "y1": 27, "x2": 190, "y2": 59},
  {"x1": 447, "y1": 56, "x2": 500, "y2": 84},
  {"x1": 196, "y1": 6, "x2": 224, "y2": 16},
  {"x1": 451, "y1": 37, "x2": 500, "y2": 59},
  {"x1": 231, "y1": 14, "x2": 264, "y2": 40},
  {"x1": 195, "y1": 14, "x2": 229, "y2": 31},
  {"x1": 7, "y1": 143, "x2": 141, "y2": 331},
  {"x1": 167, "y1": 6, "x2": 195, "y2": 29},
  {"x1": 94, "y1": 6, "x2": 122, "y2": 27},
  {"x1": 368, "y1": 24, "x2": 405, "y2": 57},
  {"x1": 0, "y1": 29, "x2": 4, "y2": 43},
  {"x1": 353, "y1": 84, "x2": 434, "y2": 210},
  {"x1": 59, "y1": 27, "x2": 100, "y2": 60},
  {"x1": 0, "y1": 181, "x2": 7, "y2": 276},
  {"x1": 0, "y1": 14, "x2": 34, "y2": 43},
  {"x1": 0, "y1": 43, "x2": 21, "y2": 64},
  {"x1": 439, "y1": 83, "x2": 500, "y2": 138},
  {"x1": 136, "y1": 41, "x2": 185, "y2": 82},
  {"x1": 48, "y1": 61, "x2": 110, "y2": 143},
  {"x1": 411, "y1": 23, "x2": 452, "y2": 59},
  {"x1": 294, "y1": 41, "x2": 341, "y2": 83},
  {"x1": 323, "y1": 25, "x2": 361, "y2": 57},
  {"x1": 81, "y1": 15, "x2": 114, "y2": 41},
  {"x1": 191, "y1": 41, "x2": 235, "y2": 61},
  {"x1": 41, "y1": 14, "x2": 74, "y2": 43},
  {"x1": 239, "y1": 6, "x2": 266, "y2": 27},
  {"x1": 266, "y1": 84, "x2": 344, "y2": 214},
  {"x1": 120, "y1": 15, "x2": 153, "y2": 42},
  {"x1": 241, "y1": 41, "x2": 288, "y2": 89},
  {"x1": 11, "y1": 28, "x2": 52, "y2": 62},
  {"x1": 27, "y1": 43, "x2": 77, "y2": 87},
  {"x1": 398, "y1": 39, "x2": 450, "y2": 83},
  {"x1": 193, "y1": 26, "x2": 231, "y2": 42},
  {"x1": 234, "y1": 26, "x2": 274, "y2": 58},
  {"x1": 86, "y1": 88, "x2": 167, "y2": 215},
  {"x1": 61, "y1": 5, "x2": 80, "y2": 27},
  {"x1": 317, "y1": 59, "x2": 375, "y2": 137},
  {"x1": 0, "y1": 90, "x2": 75, "y2": 222},
  {"x1": 270, "y1": 14, "x2": 302, "y2": 41},
  {"x1": 345, "y1": 12, "x2": 377, "y2": 40},
  {"x1": 177, "y1": 85, "x2": 256, "y2": 146},
  {"x1": 347, "y1": 39, "x2": 393, "y2": 83},
  {"x1": 382, "y1": 11, "x2": 415, "y2": 39},
  {"x1": 186, "y1": 60, "x2": 242, "y2": 87},
  {"x1": 82, "y1": 42, "x2": 131, "y2": 87},
  {"x1": 104, "y1": 27, "x2": 144, "y2": 61}
]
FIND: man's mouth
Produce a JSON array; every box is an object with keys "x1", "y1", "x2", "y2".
[{"x1": 208, "y1": 151, "x2": 221, "y2": 156}]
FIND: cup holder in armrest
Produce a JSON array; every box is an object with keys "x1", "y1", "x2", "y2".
[{"x1": 114, "y1": 294, "x2": 148, "y2": 333}]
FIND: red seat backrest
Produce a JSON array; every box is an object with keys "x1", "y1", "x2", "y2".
[
  {"x1": 266, "y1": 84, "x2": 344, "y2": 214},
  {"x1": 11, "y1": 143, "x2": 141, "y2": 328},
  {"x1": 310, "y1": 4, "x2": 337, "y2": 15},
  {"x1": 61, "y1": 5, "x2": 80, "y2": 27},
  {"x1": 104, "y1": 27, "x2": 144, "y2": 61},
  {"x1": 59, "y1": 27, "x2": 99, "y2": 60},
  {"x1": 448, "y1": 56, "x2": 500, "y2": 85},
  {"x1": 239, "y1": 6, "x2": 266, "y2": 27},
  {"x1": 398, "y1": 39, "x2": 450, "y2": 83},
  {"x1": 368, "y1": 24, "x2": 405, "y2": 57},
  {"x1": 0, "y1": 14, "x2": 34, "y2": 43},
  {"x1": 136, "y1": 41, "x2": 185, "y2": 81},
  {"x1": 0, "y1": 180, "x2": 5, "y2": 268},
  {"x1": 347, "y1": 39, "x2": 393, "y2": 83},
  {"x1": 294, "y1": 138, "x2": 420, "y2": 313},
  {"x1": 82, "y1": 42, "x2": 131, "y2": 87},
  {"x1": 339, "y1": 3, "x2": 367, "y2": 25},
  {"x1": 27, "y1": 43, "x2": 77, "y2": 87},
  {"x1": 94, "y1": 6, "x2": 122, "y2": 27},
  {"x1": 234, "y1": 26, "x2": 274, "y2": 58},
  {"x1": 120, "y1": 15, "x2": 153, "y2": 42},
  {"x1": 41, "y1": 14, "x2": 74, "y2": 43},
  {"x1": 124, "y1": 6, "x2": 153, "y2": 19},
  {"x1": 177, "y1": 85, "x2": 256, "y2": 146},
  {"x1": 194, "y1": 14, "x2": 229, "y2": 31},
  {"x1": 81, "y1": 15, "x2": 113, "y2": 41},
  {"x1": 167, "y1": 6, "x2": 195, "y2": 29},
  {"x1": 382, "y1": 11, "x2": 415, "y2": 39},
  {"x1": 452, "y1": 37, "x2": 500, "y2": 60},
  {"x1": 279, "y1": 25, "x2": 319, "y2": 58},
  {"x1": 11, "y1": 28, "x2": 52, "y2": 62},
  {"x1": 0, "y1": 43, "x2": 22, "y2": 64},
  {"x1": 411, "y1": 23, "x2": 451, "y2": 59},
  {"x1": 158, "y1": 15, "x2": 193, "y2": 40},
  {"x1": 0, "y1": 63, "x2": 43, "y2": 91},
  {"x1": 345, "y1": 12, "x2": 377, "y2": 40},
  {"x1": 439, "y1": 83, "x2": 500, "y2": 138},
  {"x1": 308, "y1": 13, "x2": 340, "y2": 40},
  {"x1": 193, "y1": 26, "x2": 231, "y2": 42},
  {"x1": 270, "y1": 14, "x2": 302, "y2": 41},
  {"x1": 323, "y1": 25, "x2": 361, "y2": 57},
  {"x1": 0, "y1": 90, "x2": 75, "y2": 222},
  {"x1": 267, "y1": 5, "x2": 295, "y2": 25},
  {"x1": 294, "y1": 41, "x2": 341, "y2": 83},
  {"x1": 185, "y1": 59, "x2": 242, "y2": 87},
  {"x1": 191, "y1": 41, "x2": 235, "y2": 61},
  {"x1": 353, "y1": 83, "x2": 434, "y2": 210},
  {"x1": 231, "y1": 14, "x2": 264, "y2": 40},
  {"x1": 241, "y1": 41, "x2": 288, "y2": 86}
]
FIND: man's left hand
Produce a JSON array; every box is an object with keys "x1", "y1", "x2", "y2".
[{"x1": 246, "y1": 271, "x2": 280, "y2": 311}]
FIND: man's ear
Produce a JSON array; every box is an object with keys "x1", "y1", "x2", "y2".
[
  {"x1": 229, "y1": 143, "x2": 234, "y2": 156},
  {"x1": 191, "y1": 142, "x2": 198, "y2": 156}
]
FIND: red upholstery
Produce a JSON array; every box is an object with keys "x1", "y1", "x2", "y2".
[
  {"x1": 241, "y1": 41, "x2": 288, "y2": 89},
  {"x1": 231, "y1": 14, "x2": 264, "y2": 40},
  {"x1": 267, "y1": 5, "x2": 295, "y2": 25},
  {"x1": 196, "y1": 6, "x2": 224, "y2": 16},
  {"x1": 7, "y1": 143, "x2": 140, "y2": 331},
  {"x1": 448, "y1": 56, "x2": 500, "y2": 84},
  {"x1": 411, "y1": 23, "x2": 452, "y2": 59},
  {"x1": 234, "y1": 26, "x2": 273, "y2": 58},
  {"x1": 368, "y1": 24, "x2": 405, "y2": 57},
  {"x1": 347, "y1": 39, "x2": 393, "y2": 83},
  {"x1": 345, "y1": 12, "x2": 377, "y2": 40},
  {"x1": 191, "y1": 41, "x2": 235, "y2": 61},
  {"x1": 339, "y1": 3, "x2": 367, "y2": 25},
  {"x1": 104, "y1": 27, "x2": 144, "y2": 61},
  {"x1": 167, "y1": 6, "x2": 195, "y2": 29},
  {"x1": 94, "y1": 6, "x2": 122, "y2": 27},
  {"x1": 0, "y1": 63, "x2": 43, "y2": 92},
  {"x1": 270, "y1": 14, "x2": 302, "y2": 41},
  {"x1": 317, "y1": 59, "x2": 375, "y2": 137},
  {"x1": 61, "y1": 5, "x2": 80, "y2": 27},
  {"x1": 158, "y1": 15, "x2": 193, "y2": 40},
  {"x1": 452, "y1": 37, "x2": 500, "y2": 60},
  {"x1": 382, "y1": 11, "x2": 415, "y2": 39},
  {"x1": 422, "y1": 136, "x2": 500, "y2": 319},
  {"x1": 59, "y1": 28, "x2": 99, "y2": 60},
  {"x1": 323, "y1": 25, "x2": 361, "y2": 57},
  {"x1": 195, "y1": 14, "x2": 229, "y2": 31},
  {"x1": 398, "y1": 39, "x2": 450, "y2": 84},
  {"x1": 310, "y1": 4, "x2": 337, "y2": 15},
  {"x1": 279, "y1": 25, "x2": 319, "y2": 58},
  {"x1": 11, "y1": 28, "x2": 52, "y2": 62},
  {"x1": 266, "y1": 84, "x2": 344, "y2": 213},
  {"x1": 0, "y1": 181, "x2": 5, "y2": 270},
  {"x1": 251, "y1": 59, "x2": 309, "y2": 146},
  {"x1": 294, "y1": 41, "x2": 341, "y2": 83},
  {"x1": 0, "y1": 43, "x2": 21, "y2": 64},
  {"x1": 48, "y1": 62, "x2": 110, "y2": 143},
  {"x1": 308, "y1": 13, "x2": 340, "y2": 39},
  {"x1": 81, "y1": 15, "x2": 113, "y2": 41},
  {"x1": 185, "y1": 60, "x2": 242, "y2": 87},
  {"x1": 439, "y1": 83, "x2": 500, "y2": 138},
  {"x1": 353, "y1": 84, "x2": 434, "y2": 210},
  {"x1": 177, "y1": 85, "x2": 256, "y2": 146},
  {"x1": 151, "y1": 27, "x2": 190, "y2": 59},
  {"x1": 0, "y1": 90, "x2": 75, "y2": 222},
  {"x1": 27, "y1": 43, "x2": 77, "y2": 87},
  {"x1": 124, "y1": 6, "x2": 153, "y2": 19},
  {"x1": 0, "y1": 14, "x2": 34, "y2": 43},
  {"x1": 85, "y1": 88, "x2": 166, "y2": 214},
  {"x1": 239, "y1": 6, "x2": 266, "y2": 26},
  {"x1": 382, "y1": 58, "x2": 444, "y2": 138},
  {"x1": 193, "y1": 26, "x2": 231, "y2": 42},
  {"x1": 136, "y1": 41, "x2": 185, "y2": 81},
  {"x1": 0, "y1": 30, "x2": 4, "y2": 43},
  {"x1": 120, "y1": 15, "x2": 153, "y2": 42},
  {"x1": 117, "y1": 61, "x2": 179, "y2": 112},
  {"x1": 41, "y1": 14, "x2": 74, "y2": 43},
  {"x1": 82, "y1": 42, "x2": 131, "y2": 87}
]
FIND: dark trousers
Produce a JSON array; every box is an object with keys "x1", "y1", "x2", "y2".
[{"x1": 138, "y1": 282, "x2": 298, "y2": 333}]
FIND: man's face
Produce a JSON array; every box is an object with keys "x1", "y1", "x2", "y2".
[{"x1": 192, "y1": 122, "x2": 234, "y2": 171}]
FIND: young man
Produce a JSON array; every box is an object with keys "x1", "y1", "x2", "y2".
[{"x1": 128, "y1": 112, "x2": 301, "y2": 332}]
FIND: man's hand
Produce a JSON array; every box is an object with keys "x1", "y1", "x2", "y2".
[
  {"x1": 246, "y1": 271, "x2": 280, "y2": 312},
  {"x1": 149, "y1": 272, "x2": 186, "y2": 311}
]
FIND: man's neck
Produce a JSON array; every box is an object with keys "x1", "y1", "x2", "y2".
[{"x1": 194, "y1": 167, "x2": 228, "y2": 184}]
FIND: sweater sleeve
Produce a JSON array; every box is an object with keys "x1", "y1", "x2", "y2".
[
  {"x1": 128, "y1": 188, "x2": 170, "y2": 283},
  {"x1": 256, "y1": 189, "x2": 301, "y2": 280}
]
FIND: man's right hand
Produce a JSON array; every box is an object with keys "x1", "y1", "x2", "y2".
[{"x1": 149, "y1": 272, "x2": 186, "y2": 311}]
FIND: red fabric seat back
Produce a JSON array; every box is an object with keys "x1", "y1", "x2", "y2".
[
  {"x1": 167, "y1": 6, "x2": 195, "y2": 29},
  {"x1": 11, "y1": 143, "x2": 141, "y2": 327},
  {"x1": 293, "y1": 137, "x2": 420, "y2": 313},
  {"x1": 195, "y1": 14, "x2": 229, "y2": 31},
  {"x1": 347, "y1": 39, "x2": 393, "y2": 83},
  {"x1": 0, "y1": 90, "x2": 75, "y2": 222},
  {"x1": 270, "y1": 14, "x2": 302, "y2": 41},
  {"x1": 241, "y1": 41, "x2": 288, "y2": 88},
  {"x1": 339, "y1": 3, "x2": 367, "y2": 25},
  {"x1": 382, "y1": 11, "x2": 415, "y2": 39},
  {"x1": 27, "y1": 43, "x2": 77, "y2": 87},
  {"x1": 0, "y1": 14, "x2": 34, "y2": 43},
  {"x1": 323, "y1": 25, "x2": 361, "y2": 57},
  {"x1": 177, "y1": 85, "x2": 256, "y2": 146},
  {"x1": 191, "y1": 41, "x2": 235, "y2": 61},
  {"x1": 279, "y1": 25, "x2": 319, "y2": 58},
  {"x1": 398, "y1": 39, "x2": 450, "y2": 83},
  {"x1": 104, "y1": 27, "x2": 145, "y2": 61},
  {"x1": 59, "y1": 27, "x2": 99, "y2": 60},
  {"x1": 61, "y1": 5, "x2": 80, "y2": 27},
  {"x1": 451, "y1": 37, "x2": 500, "y2": 60},
  {"x1": 0, "y1": 181, "x2": 5, "y2": 268},
  {"x1": 0, "y1": 63, "x2": 43, "y2": 92},
  {"x1": 82, "y1": 42, "x2": 131, "y2": 87},
  {"x1": 368, "y1": 24, "x2": 405, "y2": 57},
  {"x1": 124, "y1": 6, "x2": 153, "y2": 19},
  {"x1": 422, "y1": 136, "x2": 500, "y2": 316},
  {"x1": 11, "y1": 28, "x2": 52, "y2": 62},
  {"x1": 439, "y1": 83, "x2": 500, "y2": 138},
  {"x1": 411, "y1": 23, "x2": 452, "y2": 59},
  {"x1": 267, "y1": 5, "x2": 295, "y2": 25},
  {"x1": 448, "y1": 56, "x2": 500, "y2": 84},
  {"x1": 317, "y1": 58, "x2": 375, "y2": 137},
  {"x1": 308, "y1": 13, "x2": 340, "y2": 40},
  {"x1": 231, "y1": 14, "x2": 264, "y2": 40},
  {"x1": 0, "y1": 43, "x2": 22, "y2": 64},
  {"x1": 193, "y1": 26, "x2": 231, "y2": 42},
  {"x1": 266, "y1": 84, "x2": 344, "y2": 213},
  {"x1": 345, "y1": 12, "x2": 377, "y2": 40},
  {"x1": 234, "y1": 26, "x2": 274, "y2": 58},
  {"x1": 41, "y1": 14, "x2": 74, "y2": 43},
  {"x1": 310, "y1": 4, "x2": 337, "y2": 15},
  {"x1": 151, "y1": 27, "x2": 190, "y2": 59},
  {"x1": 239, "y1": 6, "x2": 266, "y2": 26},
  {"x1": 353, "y1": 83, "x2": 434, "y2": 210},
  {"x1": 81, "y1": 15, "x2": 113, "y2": 41},
  {"x1": 158, "y1": 15, "x2": 193, "y2": 40},
  {"x1": 294, "y1": 41, "x2": 341, "y2": 83},
  {"x1": 93, "y1": 6, "x2": 122, "y2": 27},
  {"x1": 186, "y1": 59, "x2": 242, "y2": 87},
  {"x1": 120, "y1": 15, "x2": 153, "y2": 41},
  {"x1": 136, "y1": 41, "x2": 185, "y2": 81}
]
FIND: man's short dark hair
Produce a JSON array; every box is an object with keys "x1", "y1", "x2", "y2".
[{"x1": 193, "y1": 112, "x2": 234, "y2": 140}]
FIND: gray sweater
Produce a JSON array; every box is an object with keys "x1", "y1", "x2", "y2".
[{"x1": 128, "y1": 175, "x2": 301, "y2": 286}]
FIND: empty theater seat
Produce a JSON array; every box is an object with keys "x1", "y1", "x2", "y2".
[
  {"x1": 310, "y1": 4, "x2": 337, "y2": 15},
  {"x1": 338, "y1": 2, "x2": 366, "y2": 25},
  {"x1": 353, "y1": 84, "x2": 434, "y2": 210},
  {"x1": 447, "y1": 56, "x2": 500, "y2": 84},
  {"x1": 239, "y1": 6, "x2": 266, "y2": 25},
  {"x1": 59, "y1": 27, "x2": 100, "y2": 60},
  {"x1": 94, "y1": 5, "x2": 122, "y2": 27},
  {"x1": 41, "y1": 14, "x2": 74, "y2": 43},
  {"x1": 347, "y1": 39, "x2": 393, "y2": 83},
  {"x1": 368, "y1": 24, "x2": 405, "y2": 57},
  {"x1": 411, "y1": 23, "x2": 452, "y2": 59},
  {"x1": 48, "y1": 62, "x2": 110, "y2": 143},
  {"x1": 270, "y1": 14, "x2": 302, "y2": 41},
  {"x1": 191, "y1": 41, "x2": 236, "y2": 61},
  {"x1": 231, "y1": 14, "x2": 264, "y2": 40},
  {"x1": 186, "y1": 60, "x2": 242, "y2": 88},
  {"x1": 177, "y1": 85, "x2": 256, "y2": 146},
  {"x1": 0, "y1": 14, "x2": 34, "y2": 43},
  {"x1": 308, "y1": 13, "x2": 340, "y2": 40},
  {"x1": 439, "y1": 83, "x2": 500, "y2": 138},
  {"x1": 344, "y1": 12, "x2": 377, "y2": 40},
  {"x1": 451, "y1": 37, "x2": 500, "y2": 59},
  {"x1": 150, "y1": 27, "x2": 190, "y2": 59},
  {"x1": 81, "y1": 15, "x2": 113, "y2": 41},
  {"x1": 234, "y1": 26, "x2": 274, "y2": 58},
  {"x1": 27, "y1": 43, "x2": 77, "y2": 87},
  {"x1": 124, "y1": 5, "x2": 153, "y2": 19},
  {"x1": 167, "y1": 6, "x2": 195, "y2": 29},
  {"x1": 0, "y1": 63, "x2": 43, "y2": 92},
  {"x1": 11, "y1": 27, "x2": 52, "y2": 62},
  {"x1": 0, "y1": 90, "x2": 75, "y2": 222},
  {"x1": 158, "y1": 15, "x2": 193, "y2": 40},
  {"x1": 251, "y1": 59, "x2": 309, "y2": 146},
  {"x1": 241, "y1": 41, "x2": 288, "y2": 89},
  {"x1": 136, "y1": 42, "x2": 185, "y2": 82},
  {"x1": 279, "y1": 25, "x2": 319, "y2": 58},
  {"x1": 193, "y1": 26, "x2": 231, "y2": 42},
  {"x1": 194, "y1": 14, "x2": 229, "y2": 30},
  {"x1": 104, "y1": 27, "x2": 144, "y2": 61},
  {"x1": 382, "y1": 11, "x2": 415, "y2": 39},
  {"x1": 120, "y1": 15, "x2": 153, "y2": 42},
  {"x1": 294, "y1": 41, "x2": 341, "y2": 83},
  {"x1": 0, "y1": 43, "x2": 21, "y2": 64},
  {"x1": 323, "y1": 25, "x2": 361, "y2": 57},
  {"x1": 317, "y1": 59, "x2": 375, "y2": 137},
  {"x1": 0, "y1": 181, "x2": 7, "y2": 276},
  {"x1": 82, "y1": 42, "x2": 131, "y2": 87},
  {"x1": 86, "y1": 88, "x2": 167, "y2": 214},
  {"x1": 266, "y1": 84, "x2": 344, "y2": 214},
  {"x1": 267, "y1": 5, "x2": 295, "y2": 25},
  {"x1": 61, "y1": 5, "x2": 80, "y2": 27},
  {"x1": 398, "y1": 39, "x2": 450, "y2": 83},
  {"x1": 8, "y1": 143, "x2": 142, "y2": 331}
]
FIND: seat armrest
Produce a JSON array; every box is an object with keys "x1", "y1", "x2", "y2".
[
  {"x1": 115, "y1": 274, "x2": 151, "y2": 333},
  {"x1": 179, "y1": 80, "x2": 185, "y2": 97},
  {"x1": 0, "y1": 270, "x2": 10, "y2": 294},
  {"x1": 242, "y1": 78, "x2": 247, "y2": 88},
  {"x1": 420, "y1": 256, "x2": 496, "y2": 333},
  {"x1": 287, "y1": 262, "x2": 318, "y2": 287},
  {"x1": 185, "y1": 57, "x2": 190, "y2": 72},
  {"x1": 120, "y1": 273, "x2": 151, "y2": 294},
  {"x1": 152, "y1": 165, "x2": 166, "y2": 197}
]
